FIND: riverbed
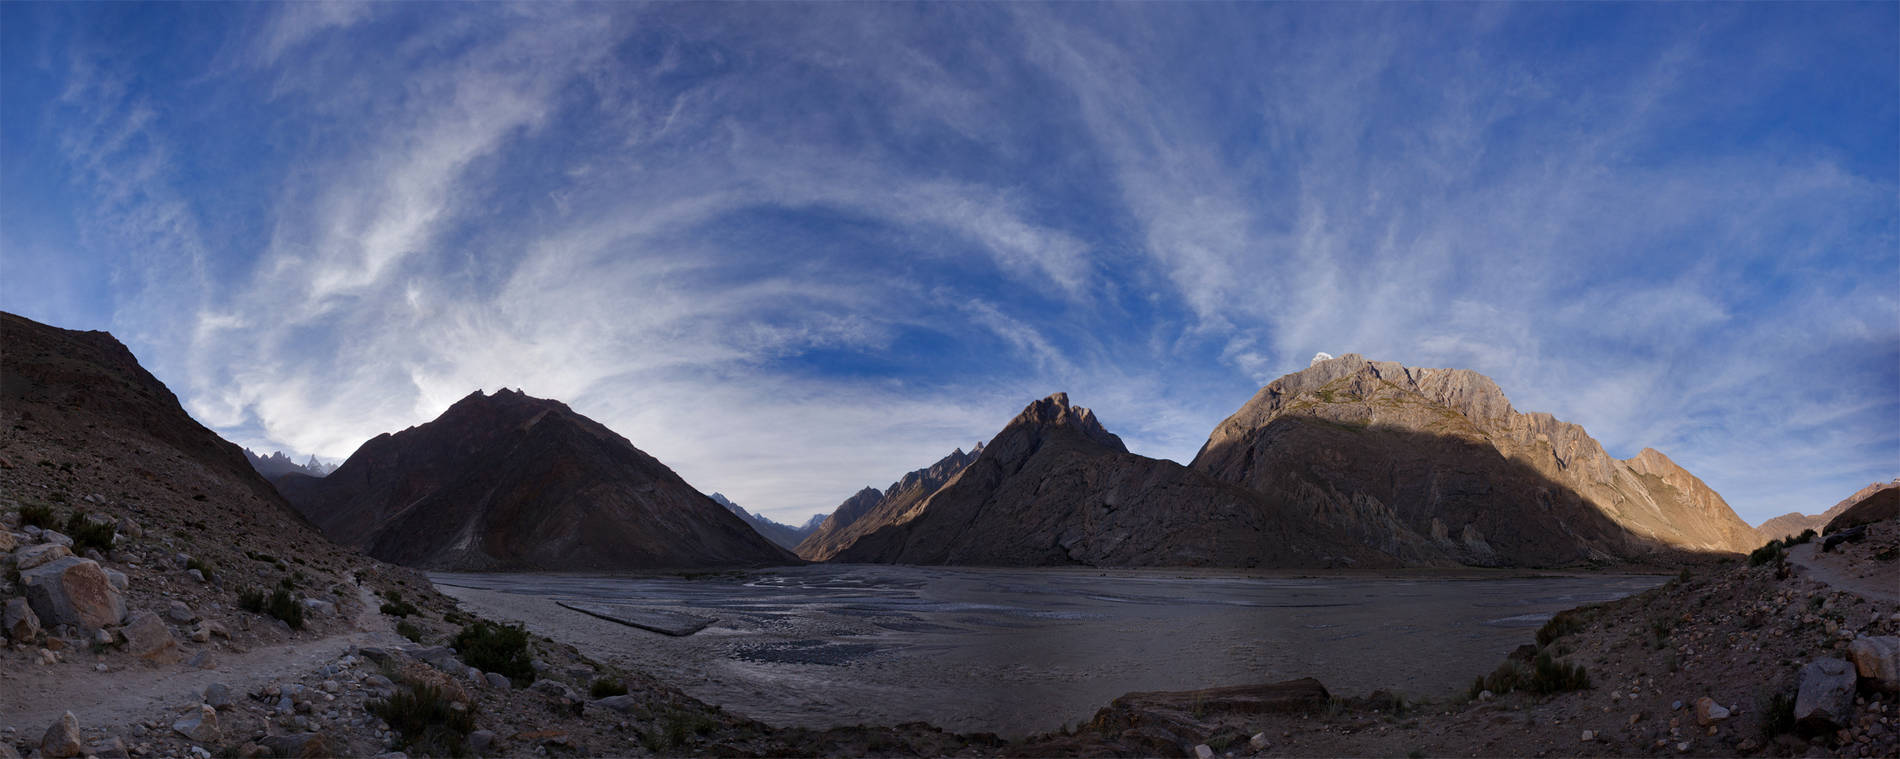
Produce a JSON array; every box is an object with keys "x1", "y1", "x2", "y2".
[{"x1": 432, "y1": 565, "x2": 1663, "y2": 737}]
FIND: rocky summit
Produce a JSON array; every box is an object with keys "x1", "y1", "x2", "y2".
[
  {"x1": 275, "y1": 389, "x2": 796, "y2": 571},
  {"x1": 1190, "y1": 354, "x2": 1761, "y2": 566},
  {"x1": 795, "y1": 444, "x2": 985, "y2": 561},
  {"x1": 1759, "y1": 480, "x2": 1900, "y2": 543},
  {"x1": 829, "y1": 393, "x2": 1386, "y2": 567}
]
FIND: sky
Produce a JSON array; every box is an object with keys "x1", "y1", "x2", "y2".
[{"x1": 2, "y1": 3, "x2": 1895, "y2": 528}]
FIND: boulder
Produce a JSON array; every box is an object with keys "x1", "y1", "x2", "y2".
[
  {"x1": 1694, "y1": 696, "x2": 1731, "y2": 725},
  {"x1": 203, "y1": 682, "x2": 233, "y2": 709},
  {"x1": 1848, "y1": 636, "x2": 1900, "y2": 693},
  {"x1": 123, "y1": 612, "x2": 182, "y2": 665},
  {"x1": 41, "y1": 711, "x2": 83, "y2": 759},
  {"x1": 14, "y1": 543, "x2": 74, "y2": 570},
  {"x1": 484, "y1": 672, "x2": 511, "y2": 689},
  {"x1": 528, "y1": 679, "x2": 578, "y2": 701},
  {"x1": 39, "y1": 529, "x2": 73, "y2": 547},
  {"x1": 1795, "y1": 658, "x2": 1857, "y2": 731},
  {"x1": 407, "y1": 646, "x2": 462, "y2": 672},
  {"x1": 467, "y1": 730, "x2": 497, "y2": 754},
  {"x1": 187, "y1": 650, "x2": 218, "y2": 670},
  {"x1": 259, "y1": 732, "x2": 327, "y2": 758},
  {"x1": 83, "y1": 738, "x2": 128, "y2": 759},
  {"x1": 0, "y1": 529, "x2": 14, "y2": 552},
  {"x1": 117, "y1": 517, "x2": 143, "y2": 539},
  {"x1": 172, "y1": 704, "x2": 221, "y2": 743},
  {"x1": 168, "y1": 601, "x2": 197, "y2": 624},
  {"x1": 22, "y1": 556, "x2": 125, "y2": 629},
  {"x1": 4, "y1": 597, "x2": 41, "y2": 642},
  {"x1": 588, "y1": 695, "x2": 640, "y2": 713},
  {"x1": 104, "y1": 568, "x2": 127, "y2": 591}
]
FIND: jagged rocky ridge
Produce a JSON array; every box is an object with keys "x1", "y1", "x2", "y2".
[
  {"x1": 244, "y1": 449, "x2": 334, "y2": 479},
  {"x1": 830, "y1": 394, "x2": 1387, "y2": 567},
  {"x1": 795, "y1": 444, "x2": 985, "y2": 561},
  {"x1": 709, "y1": 493, "x2": 822, "y2": 551},
  {"x1": 1189, "y1": 354, "x2": 1760, "y2": 566},
  {"x1": 1758, "y1": 480, "x2": 1899, "y2": 543},
  {"x1": 276, "y1": 390, "x2": 795, "y2": 571}
]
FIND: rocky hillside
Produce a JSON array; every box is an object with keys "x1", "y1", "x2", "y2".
[
  {"x1": 709, "y1": 493, "x2": 821, "y2": 551},
  {"x1": 1190, "y1": 354, "x2": 1760, "y2": 566},
  {"x1": 796, "y1": 444, "x2": 984, "y2": 561},
  {"x1": 276, "y1": 389, "x2": 796, "y2": 571},
  {"x1": 830, "y1": 394, "x2": 1387, "y2": 567},
  {"x1": 1760, "y1": 480, "x2": 1899, "y2": 543}
]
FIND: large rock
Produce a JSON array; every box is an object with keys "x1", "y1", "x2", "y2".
[
  {"x1": 259, "y1": 732, "x2": 327, "y2": 758},
  {"x1": 122, "y1": 612, "x2": 182, "y2": 665},
  {"x1": 0, "y1": 529, "x2": 15, "y2": 552},
  {"x1": 172, "y1": 704, "x2": 220, "y2": 743},
  {"x1": 14, "y1": 543, "x2": 73, "y2": 570},
  {"x1": 41, "y1": 711, "x2": 83, "y2": 759},
  {"x1": 4, "y1": 597, "x2": 41, "y2": 642},
  {"x1": 1794, "y1": 658, "x2": 1857, "y2": 731},
  {"x1": 21, "y1": 556, "x2": 124, "y2": 629},
  {"x1": 167, "y1": 600, "x2": 197, "y2": 623},
  {"x1": 1849, "y1": 636, "x2": 1900, "y2": 693}
]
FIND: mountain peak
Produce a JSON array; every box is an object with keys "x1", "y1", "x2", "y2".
[{"x1": 1007, "y1": 393, "x2": 1126, "y2": 453}]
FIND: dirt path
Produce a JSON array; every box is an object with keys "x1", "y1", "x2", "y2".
[
  {"x1": 2, "y1": 577, "x2": 403, "y2": 734},
  {"x1": 1787, "y1": 542, "x2": 1900, "y2": 604}
]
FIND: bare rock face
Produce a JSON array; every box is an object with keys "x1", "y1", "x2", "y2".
[
  {"x1": 1189, "y1": 354, "x2": 1759, "y2": 567},
  {"x1": 796, "y1": 444, "x2": 985, "y2": 562},
  {"x1": 831, "y1": 394, "x2": 1386, "y2": 568},
  {"x1": 276, "y1": 389, "x2": 795, "y2": 571},
  {"x1": 21, "y1": 556, "x2": 124, "y2": 629}
]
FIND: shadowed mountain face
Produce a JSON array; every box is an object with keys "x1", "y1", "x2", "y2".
[
  {"x1": 276, "y1": 389, "x2": 796, "y2": 571},
  {"x1": 1824, "y1": 484, "x2": 1900, "y2": 535},
  {"x1": 0, "y1": 311, "x2": 333, "y2": 554},
  {"x1": 1758, "y1": 480, "x2": 1899, "y2": 542},
  {"x1": 795, "y1": 444, "x2": 984, "y2": 561},
  {"x1": 1190, "y1": 354, "x2": 1759, "y2": 565},
  {"x1": 830, "y1": 394, "x2": 1390, "y2": 568}
]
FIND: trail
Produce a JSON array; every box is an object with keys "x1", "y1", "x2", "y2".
[
  {"x1": 1, "y1": 577, "x2": 402, "y2": 734},
  {"x1": 1787, "y1": 542, "x2": 1900, "y2": 605}
]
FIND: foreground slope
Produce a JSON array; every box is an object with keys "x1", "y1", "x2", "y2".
[
  {"x1": 795, "y1": 444, "x2": 984, "y2": 561},
  {"x1": 278, "y1": 389, "x2": 795, "y2": 571},
  {"x1": 1191, "y1": 354, "x2": 1758, "y2": 566},
  {"x1": 832, "y1": 394, "x2": 1386, "y2": 567}
]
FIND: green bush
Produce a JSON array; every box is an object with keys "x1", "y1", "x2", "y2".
[
  {"x1": 369, "y1": 684, "x2": 474, "y2": 757},
  {"x1": 451, "y1": 621, "x2": 533, "y2": 685},
  {"x1": 380, "y1": 591, "x2": 420, "y2": 618},
  {"x1": 1527, "y1": 652, "x2": 1590, "y2": 693},
  {"x1": 62, "y1": 512, "x2": 117, "y2": 553},
  {"x1": 1749, "y1": 539, "x2": 1786, "y2": 567},
  {"x1": 1788, "y1": 528, "x2": 1818, "y2": 546},
  {"x1": 239, "y1": 586, "x2": 305, "y2": 629},
  {"x1": 1468, "y1": 659, "x2": 1529, "y2": 700},
  {"x1": 590, "y1": 677, "x2": 628, "y2": 699},
  {"x1": 1535, "y1": 608, "x2": 1588, "y2": 647},
  {"x1": 20, "y1": 502, "x2": 57, "y2": 529}
]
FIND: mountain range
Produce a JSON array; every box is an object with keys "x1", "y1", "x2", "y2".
[
  {"x1": 244, "y1": 448, "x2": 335, "y2": 479},
  {"x1": 1756, "y1": 480, "x2": 1899, "y2": 542},
  {"x1": 274, "y1": 389, "x2": 794, "y2": 571},
  {"x1": 709, "y1": 493, "x2": 824, "y2": 551}
]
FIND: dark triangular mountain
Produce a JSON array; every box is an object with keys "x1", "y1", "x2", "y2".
[
  {"x1": 1190, "y1": 354, "x2": 1758, "y2": 566},
  {"x1": 828, "y1": 393, "x2": 1387, "y2": 568},
  {"x1": 795, "y1": 443, "x2": 984, "y2": 561},
  {"x1": 276, "y1": 389, "x2": 796, "y2": 570}
]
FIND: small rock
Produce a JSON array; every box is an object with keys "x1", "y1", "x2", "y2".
[
  {"x1": 1478, "y1": 689, "x2": 1494, "y2": 702},
  {"x1": 187, "y1": 649, "x2": 217, "y2": 670},
  {"x1": 1249, "y1": 732, "x2": 1270, "y2": 751},
  {"x1": 121, "y1": 614, "x2": 176, "y2": 667},
  {"x1": 1849, "y1": 637, "x2": 1900, "y2": 693},
  {"x1": 104, "y1": 569, "x2": 127, "y2": 592},
  {"x1": 203, "y1": 683, "x2": 232, "y2": 709},
  {"x1": 1672, "y1": 700, "x2": 1684, "y2": 711},
  {"x1": 300, "y1": 598, "x2": 335, "y2": 617},
  {"x1": 40, "y1": 529, "x2": 74, "y2": 547},
  {"x1": 1695, "y1": 696, "x2": 1731, "y2": 725},
  {"x1": 484, "y1": 672, "x2": 511, "y2": 689},
  {"x1": 84, "y1": 738, "x2": 128, "y2": 759},
  {"x1": 189, "y1": 625, "x2": 211, "y2": 643},
  {"x1": 172, "y1": 704, "x2": 220, "y2": 743},
  {"x1": 467, "y1": 730, "x2": 496, "y2": 754},
  {"x1": 4, "y1": 597, "x2": 42, "y2": 643},
  {"x1": 1580, "y1": 729, "x2": 1595, "y2": 742},
  {"x1": 528, "y1": 679, "x2": 578, "y2": 700},
  {"x1": 167, "y1": 601, "x2": 197, "y2": 624},
  {"x1": 93, "y1": 627, "x2": 113, "y2": 646},
  {"x1": 187, "y1": 569, "x2": 205, "y2": 583},
  {"x1": 1675, "y1": 741, "x2": 1690, "y2": 752},
  {"x1": 41, "y1": 711, "x2": 84, "y2": 759},
  {"x1": 1193, "y1": 745, "x2": 1215, "y2": 759},
  {"x1": 589, "y1": 695, "x2": 640, "y2": 713},
  {"x1": 259, "y1": 733, "x2": 327, "y2": 758}
]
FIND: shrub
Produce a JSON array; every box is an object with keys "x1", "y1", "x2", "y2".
[
  {"x1": 452, "y1": 621, "x2": 533, "y2": 685},
  {"x1": 380, "y1": 591, "x2": 420, "y2": 618},
  {"x1": 591, "y1": 677, "x2": 629, "y2": 699},
  {"x1": 369, "y1": 684, "x2": 474, "y2": 757},
  {"x1": 239, "y1": 586, "x2": 305, "y2": 629},
  {"x1": 1469, "y1": 659, "x2": 1529, "y2": 699},
  {"x1": 1535, "y1": 608, "x2": 1588, "y2": 647},
  {"x1": 1760, "y1": 690, "x2": 1797, "y2": 738},
  {"x1": 62, "y1": 511, "x2": 117, "y2": 553},
  {"x1": 20, "y1": 502, "x2": 57, "y2": 529},
  {"x1": 396, "y1": 620, "x2": 425, "y2": 643},
  {"x1": 1527, "y1": 652, "x2": 1590, "y2": 693},
  {"x1": 1749, "y1": 539, "x2": 1786, "y2": 567},
  {"x1": 1789, "y1": 528, "x2": 1818, "y2": 546},
  {"x1": 185, "y1": 557, "x2": 214, "y2": 582}
]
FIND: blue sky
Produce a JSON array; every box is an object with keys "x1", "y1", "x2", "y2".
[{"x1": 3, "y1": 3, "x2": 1895, "y2": 527}]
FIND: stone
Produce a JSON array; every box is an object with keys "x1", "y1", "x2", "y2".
[
  {"x1": 167, "y1": 601, "x2": 197, "y2": 624},
  {"x1": 0, "y1": 529, "x2": 14, "y2": 552},
  {"x1": 84, "y1": 738, "x2": 128, "y2": 759},
  {"x1": 4, "y1": 597, "x2": 41, "y2": 642},
  {"x1": 1478, "y1": 690, "x2": 1494, "y2": 702},
  {"x1": 189, "y1": 625, "x2": 211, "y2": 643},
  {"x1": 407, "y1": 646, "x2": 461, "y2": 672},
  {"x1": 203, "y1": 683, "x2": 232, "y2": 709},
  {"x1": 14, "y1": 543, "x2": 74, "y2": 570},
  {"x1": 172, "y1": 704, "x2": 220, "y2": 743},
  {"x1": 484, "y1": 672, "x2": 511, "y2": 689},
  {"x1": 187, "y1": 568, "x2": 205, "y2": 583},
  {"x1": 1796, "y1": 658, "x2": 1858, "y2": 731},
  {"x1": 259, "y1": 733, "x2": 327, "y2": 759},
  {"x1": 42, "y1": 711, "x2": 84, "y2": 758},
  {"x1": 118, "y1": 517, "x2": 143, "y2": 539},
  {"x1": 94, "y1": 627, "x2": 113, "y2": 646},
  {"x1": 1848, "y1": 636, "x2": 1900, "y2": 693},
  {"x1": 588, "y1": 695, "x2": 640, "y2": 713},
  {"x1": 122, "y1": 612, "x2": 182, "y2": 665},
  {"x1": 357, "y1": 646, "x2": 403, "y2": 665},
  {"x1": 1249, "y1": 733, "x2": 1270, "y2": 751},
  {"x1": 1580, "y1": 730, "x2": 1596, "y2": 742},
  {"x1": 104, "y1": 568, "x2": 127, "y2": 591},
  {"x1": 1193, "y1": 744, "x2": 1215, "y2": 759},
  {"x1": 1695, "y1": 696, "x2": 1731, "y2": 725},
  {"x1": 187, "y1": 649, "x2": 217, "y2": 670},
  {"x1": 22, "y1": 556, "x2": 125, "y2": 629},
  {"x1": 467, "y1": 730, "x2": 497, "y2": 754},
  {"x1": 300, "y1": 598, "x2": 335, "y2": 617},
  {"x1": 528, "y1": 679, "x2": 578, "y2": 701},
  {"x1": 40, "y1": 529, "x2": 73, "y2": 547}
]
